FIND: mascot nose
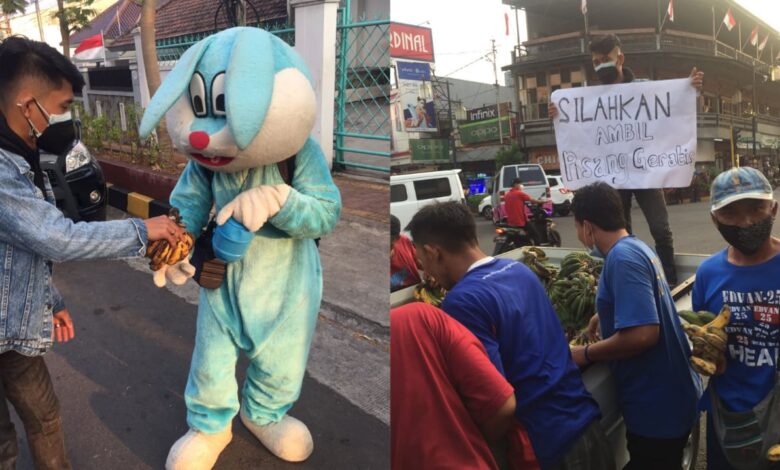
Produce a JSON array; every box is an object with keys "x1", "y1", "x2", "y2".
[{"x1": 189, "y1": 131, "x2": 210, "y2": 150}]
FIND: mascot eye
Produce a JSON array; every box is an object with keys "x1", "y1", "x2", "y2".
[
  {"x1": 188, "y1": 73, "x2": 207, "y2": 117},
  {"x1": 211, "y1": 73, "x2": 226, "y2": 117}
]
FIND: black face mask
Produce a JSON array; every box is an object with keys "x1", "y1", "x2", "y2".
[
  {"x1": 23, "y1": 99, "x2": 76, "y2": 156},
  {"x1": 596, "y1": 64, "x2": 619, "y2": 84},
  {"x1": 36, "y1": 120, "x2": 76, "y2": 155},
  {"x1": 716, "y1": 216, "x2": 774, "y2": 256}
]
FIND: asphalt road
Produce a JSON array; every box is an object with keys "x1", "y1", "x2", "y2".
[
  {"x1": 477, "y1": 189, "x2": 780, "y2": 257},
  {"x1": 9, "y1": 209, "x2": 389, "y2": 469}
]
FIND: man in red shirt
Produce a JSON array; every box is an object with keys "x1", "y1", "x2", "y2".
[
  {"x1": 504, "y1": 178, "x2": 546, "y2": 242},
  {"x1": 391, "y1": 302, "x2": 540, "y2": 470},
  {"x1": 391, "y1": 215, "x2": 422, "y2": 291}
]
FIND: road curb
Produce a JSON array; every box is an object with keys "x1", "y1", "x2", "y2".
[{"x1": 106, "y1": 183, "x2": 171, "y2": 219}]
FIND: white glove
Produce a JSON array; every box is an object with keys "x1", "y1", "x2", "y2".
[
  {"x1": 216, "y1": 185, "x2": 291, "y2": 232},
  {"x1": 153, "y1": 259, "x2": 196, "y2": 288}
]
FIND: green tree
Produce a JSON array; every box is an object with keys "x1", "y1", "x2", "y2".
[
  {"x1": 1, "y1": 0, "x2": 27, "y2": 15},
  {"x1": 494, "y1": 143, "x2": 527, "y2": 170},
  {"x1": 51, "y1": 0, "x2": 96, "y2": 58}
]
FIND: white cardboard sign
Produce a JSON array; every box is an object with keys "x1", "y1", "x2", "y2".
[{"x1": 551, "y1": 78, "x2": 697, "y2": 190}]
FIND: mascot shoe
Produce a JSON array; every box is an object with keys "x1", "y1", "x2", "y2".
[
  {"x1": 165, "y1": 427, "x2": 233, "y2": 470},
  {"x1": 240, "y1": 410, "x2": 313, "y2": 462}
]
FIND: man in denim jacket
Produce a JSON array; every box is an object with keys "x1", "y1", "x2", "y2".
[{"x1": 0, "y1": 37, "x2": 187, "y2": 469}]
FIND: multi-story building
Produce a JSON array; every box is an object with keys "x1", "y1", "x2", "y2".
[{"x1": 502, "y1": 0, "x2": 780, "y2": 183}]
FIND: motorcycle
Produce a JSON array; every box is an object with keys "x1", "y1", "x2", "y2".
[{"x1": 492, "y1": 201, "x2": 562, "y2": 255}]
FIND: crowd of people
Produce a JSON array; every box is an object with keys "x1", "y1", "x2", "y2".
[{"x1": 391, "y1": 33, "x2": 779, "y2": 470}]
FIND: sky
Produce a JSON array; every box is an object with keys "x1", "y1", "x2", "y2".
[{"x1": 391, "y1": 0, "x2": 780, "y2": 85}]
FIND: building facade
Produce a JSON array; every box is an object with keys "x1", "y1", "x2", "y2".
[{"x1": 502, "y1": 0, "x2": 780, "y2": 183}]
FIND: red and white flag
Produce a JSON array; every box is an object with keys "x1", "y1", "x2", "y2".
[
  {"x1": 504, "y1": 12, "x2": 509, "y2": 36},
  {"x1": 667, "y1": 0, "x2": 674, "y2": 22},
  {"x1": 72, "y1": 32, "x2": 105, "y2": 61},
  {"x1": 758, "y1": 34, "x2": 769, "y2": 51},
  {"x1": 581, "y1": 0, "x2": 587, "y2": 15},
  {"x1": 722, "y1": 8, "x2": 736, "y2": 32},
  {"x1": 749, "y1": 26, "x2": 759, "y2": 46}
]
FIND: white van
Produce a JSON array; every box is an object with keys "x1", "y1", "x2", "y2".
[
  {"x1": 390, "y1": 169, "x2": 466, "y2": 232},
  {"x1": 491, "y1": 164, "x2": 551, "y2": 209}
]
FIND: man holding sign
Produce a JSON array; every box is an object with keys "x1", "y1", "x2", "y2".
[{"x1": 549, "y1": 34, "x2": 703, "y2": 286}]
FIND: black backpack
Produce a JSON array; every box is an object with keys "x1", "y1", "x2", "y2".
[{"x1": 191, "y1": 155, "x2": 319, "y2": 289}]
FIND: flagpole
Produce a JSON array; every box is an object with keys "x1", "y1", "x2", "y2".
[{"x1": 101, "y1": 30, "x2": 107, "y2": 67}]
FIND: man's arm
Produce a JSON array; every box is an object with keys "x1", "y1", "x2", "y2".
[
  {"x1": 480, "y1": 394, "x2": 516, "y2": 443},
  {"x1": 572, "y1": 255, "x2": 661, "y2": 366},
  {"x1": 572, "y1": 324, "x2": 659, "y2": 366}
]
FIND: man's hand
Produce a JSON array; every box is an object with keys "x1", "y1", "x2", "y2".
[
  {"x1": 587, "y1": 314, "x2": 601, "y2": 341},
  {"x1": 570, "y1": 345, "x2": 590, "y2": 368},
  {"x1": 52, "y1": 309, "x2": 75, "y2": 343},
  {"x1": 689, "y1": 67, "x2": 704, "y2": 93},
  {"x1": 144, "y1": 215, "x2": 187, "y2": 248},
  {"x1": 216, "y1": 185, "x2": 291, "y2": 232},
  {"x1": 548, "y1": 102, "x2": 558, "y2": 120},
  {"x1": 153, "y1": 259, "x2": 196, "y2": 288}
]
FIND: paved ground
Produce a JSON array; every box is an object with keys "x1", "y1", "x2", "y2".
[
  {"x1": 10, "y1": 174, "x2": 390, "y2": 469},
  {"x1": 477, "y1": 189, "x2": 780, "y2": 257}
]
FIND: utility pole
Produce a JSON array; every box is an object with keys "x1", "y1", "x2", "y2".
[
  {"x1": 491, "y1": 39, "x2": 503, "y2": 145},
  {"x1": 752, "y1": 62, "x2": 757, "y2": 159},
  {"x1": 34, "y1": 0, "x2": 44, "y2": 41},
  {"x1": 445, "y1": 79, "x2": 457, "y2": 164}
]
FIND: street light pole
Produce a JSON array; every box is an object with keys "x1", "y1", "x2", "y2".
[{"x1": 752, "y1": 62, "x2": 757, "y2": 159}]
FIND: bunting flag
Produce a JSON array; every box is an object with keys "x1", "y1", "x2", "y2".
[
  {"x1": 505, "y1": 12, "x2": 509, "y2": 36},
  {"x1": 722, "y1": 8, "x2": 736, "y2": 32},
  {"x1": 749, "y1": 26, "x2": 759, "y2": 46},
  {"x1": 758, "y1": 34, "x2": 769, "y2": 51},
  {"x1": 667, "y1": 0, "x2": 674, "y2": 22},
  {"x1": 581, "y1": 0, "x2": 587, "y2": 15}
]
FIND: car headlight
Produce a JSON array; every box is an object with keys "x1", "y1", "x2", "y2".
[{"x1": 64, "y1": 143, "x2": 92, "y2": 173}]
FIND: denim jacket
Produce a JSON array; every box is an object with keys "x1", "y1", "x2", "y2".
[{"x1": 0, "y1": 148, "x2": 148, "y2": 356}]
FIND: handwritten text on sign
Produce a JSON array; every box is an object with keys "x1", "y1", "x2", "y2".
[{"x1": 551, "y1": 78, "x2": 697, "y2": 190}]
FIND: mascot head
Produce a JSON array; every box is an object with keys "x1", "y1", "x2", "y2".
[{"x1": 139, "y1": 27, "x2": 315, "y2": 172}]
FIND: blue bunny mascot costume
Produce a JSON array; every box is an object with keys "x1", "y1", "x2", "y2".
[{"x1": 138, "y1": 27, "x2": 341, "y2": 469}]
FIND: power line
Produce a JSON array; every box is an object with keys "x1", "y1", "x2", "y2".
[{"x1": 439, "y1": 52, "x2": 491, "y2": 77}]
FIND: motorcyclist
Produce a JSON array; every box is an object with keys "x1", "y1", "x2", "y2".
[{"x1": 504, "y1": 178, "x2": 546, "y2": 244}]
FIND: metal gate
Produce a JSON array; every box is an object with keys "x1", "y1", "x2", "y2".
[{"x1": 334, "y1": 4, "x2": 391, "y2": 174}]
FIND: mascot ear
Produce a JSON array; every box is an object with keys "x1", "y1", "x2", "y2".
[
  {"x1": 226, "y1": 28, "x2": 275, "y2": 150},
  {"x1": 269, "y1": 34, "x2": 313, "y2": 85},
  {"x1": 139, "y1": 36, "x2": 216, "y2": 138}
]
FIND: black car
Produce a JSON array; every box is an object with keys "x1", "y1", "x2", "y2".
[{"x1": 40, "y1": 124, "x2": 107, "y2": 222}]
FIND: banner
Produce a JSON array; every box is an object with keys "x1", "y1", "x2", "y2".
[
  {"x1": 551, "y1": 78, "x2": 696, "y2": 190},
  {"x1": 467, "y1": 102, "x2": 511, "y2": 122},
  {"x1": 410, "y1": 138, "x2": 450, "y2": 162},
  {"x1": 459, "y1": 116, "x2": 512, "y2": 145},
  {"x1": 396, "y1": 61, "x2": 437, "y2": 132},
  {"x1": 390, "y1": 23, "x2": 434, "y2": 62}
]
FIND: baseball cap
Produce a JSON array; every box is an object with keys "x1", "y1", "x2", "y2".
[{"x1": 710, "y1": 166, "x2": 774, "y2": 212}]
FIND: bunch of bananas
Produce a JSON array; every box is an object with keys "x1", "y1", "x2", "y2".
[
  {"x1": 677, "y1": 310, "x2": 717, "y2": 326},
  {"x1": 520, "y1": 247, "x2": 559, "y2": 289},
  {"x1": 768, "y1": 444, "x2": 780, "y2": 462},
  {"x1": 681, "y1": 305, "x2": 730, "y2": 376},
  {"x1": 549, "y1": 271, "x2": 597, "y2": 337},
  {"x1": 413, "y1": 281, "x2": 447, "y2": 307},
  {"x1": 569, "y1": 326, "x2": 596, "y2": 347},
  {"x1": 559, "y1": 252, "x2": 603, "y2": 279},
  {"x1": 146, "y1": 209, "x2": 195, "y2": 271}
]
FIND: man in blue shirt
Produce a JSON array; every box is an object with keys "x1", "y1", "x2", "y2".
[
  {"x1": 406, "y1": 202, "x2": 613, "y2": 470},
  {"x1": 568, "y1": 182, "x2": 702, "y2": 469},
  {"x1": 691, "y1": 167, "x2": 780, "y2": 469}
]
